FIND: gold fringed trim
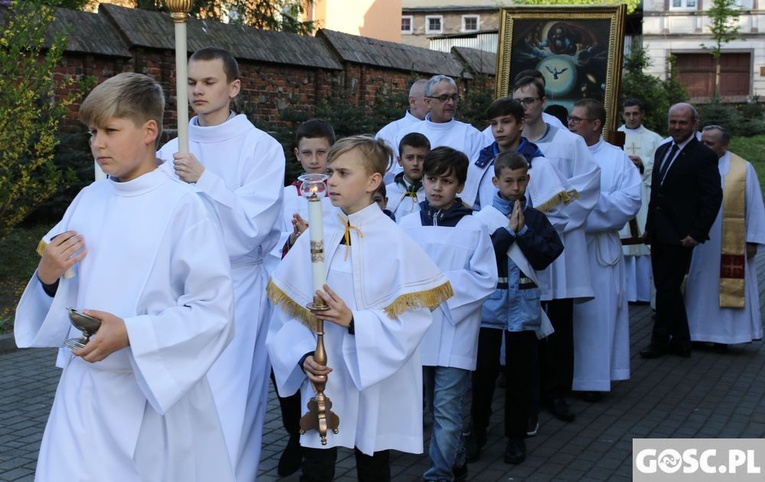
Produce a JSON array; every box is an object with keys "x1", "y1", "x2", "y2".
[
  {"x1": 562, "y1": 189, "x2": 580, "y2": 204},
  {"x1": 534, "y1": 190, "x2": 569, "y2": 213},
  {"x1": 36, "y1": 239, "x2": 47, "y2": 256},
  {"x1": 382, "y1": 281, "x2": 454, "y2": 319},
  {"x1": 266, "y1": 280, "x2": 319, "y2": 331}
]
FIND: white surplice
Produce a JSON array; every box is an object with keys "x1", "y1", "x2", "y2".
[
  {"x1": 685, "y1": 152, "x2": 765, "y2": 344},
  {"x1": 534, "y1": 125, "x2": 601, "y2": 301},
  {"x1": 15, "y1": 169, "x2": 235, "y2": 482},
  {"x1": 158, "y1": 113, "x2": 284, "y2": 481},
  {"x1": 618, "y1": 124, "x2": 663, "y2": 301},
  {"x1": 267, "y1": 204, "x2": 452, "y2": 455},
  {"x1": 386, "y1": 180, "x2": 426, "y2": 222},
  {"x1": 376, "y1": 111, "x2": 424, "y2": 184},
  {"x1": 397, "y1": 115, "x2": 485, "y2": 166},
  {"x1": 399, "y1": 212, "x2": 497, "y2": 370},
  {"x1": 572, "y1": 139, "x2": 641, "y2": 391}
]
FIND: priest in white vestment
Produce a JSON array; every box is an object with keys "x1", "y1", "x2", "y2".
[
  {"x1": 568, "y1": 99, "x2": 642, "y2": 398},
  {"x1": 157, "y1": 48, "x2": 284, "y2": 481},
  {"x1": 686, "y1": 126, "x2": 765, "y2": 346},
  {"x1": 393, "y1": 75, "x2": 485, "y2": 175},
  {"x1": 618, "y1": 99, "x2": 664, "y2": 302},
  {"x1": 376, "y1": 79, "x2": 429, "y2": 184}
]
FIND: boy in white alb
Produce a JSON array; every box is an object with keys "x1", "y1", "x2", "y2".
[
  {"x1": 15, "y1": 73, "x2": 235, "y2": 482},
  {"x1": 267, "y1": 136, "x2": 453, "y2": 482},
  {"x1": 157, "y1": 48, "x2": 284, "y2": 481},
  {"x1": 386, "y1": 132, "x2": 430, "y2": 221},
  {"x1": 399, "y1": 147, "x2": 497, "y2": 481}
]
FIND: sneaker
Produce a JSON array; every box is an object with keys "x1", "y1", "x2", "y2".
[
  {"x1": 504, "y1": 438, "x2": 526, "y2": 464},
  {"x1": 526, "y1": 415, "x2": 539, "y2": 437}
]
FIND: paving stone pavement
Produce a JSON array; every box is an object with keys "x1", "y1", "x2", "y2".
[{"x1": 2, "y1": 254, "x2": 765, "y2": 481}]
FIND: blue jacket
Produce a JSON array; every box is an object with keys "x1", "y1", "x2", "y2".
[{"x1": 481, "y1": 202, "x2": 563, "y2": 332}]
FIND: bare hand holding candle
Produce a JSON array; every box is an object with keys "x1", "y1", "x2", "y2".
[{"x1": 297, "y1": 174, "x2": 340, "y2": 444}]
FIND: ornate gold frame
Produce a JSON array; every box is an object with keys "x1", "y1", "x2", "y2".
[{"x1": 496, "y1": 5, "x2": 627, "y2": 133}]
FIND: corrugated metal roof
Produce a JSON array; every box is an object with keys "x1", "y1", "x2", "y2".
[
  {"x1": 452, "y1": 46, "x2": 496, "y2": 75},
  {"x1": 402, "y1": 0, "x2": 511, "y2": 11},
  {"x1": 319, "y1": 29, "x2": 469, "y2": 78}
]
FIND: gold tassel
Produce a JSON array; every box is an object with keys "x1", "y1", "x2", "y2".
[
  {"x1": 562, "y1": 189, "x2": 580, "y2": 204},
  {"x1": 382, "y1": 281, "x2": 454, "y2": 319},
  {"x1": 266, "y1": 280, "x2": 319, "y2": 331},
  {"x1": 534, "y1": 190, "x2": 569, "y2": 213}
]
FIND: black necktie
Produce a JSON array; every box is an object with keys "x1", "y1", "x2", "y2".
[{"x1": 659, "y1": 143, "x2": 679, "y2": 184}]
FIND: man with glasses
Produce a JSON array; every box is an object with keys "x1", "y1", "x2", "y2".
[
  {"x1": 684, "y1": 125, "x2": 765, "y2": 351},
  {"x1": 511, "y1": 75, "x2": 601, "y2": 423},
  {"x1": 567, "y1": 99, "x2": 641, "y2": 402},
  {"x1": 397, "y1": 75, "x2": 485, "y2": 175},
  {"x1": 617, "y1": 98, "x2": 663, "y2": 303},
  {"x1": 376, "y1": 79, "x2": 430, "y2": 184},
  {"x1": 481, "y1": 69, "x2": 565, "y2": 147},
  {"x1": 641, "y1": 103, "x2": 722, "y2": 359}
]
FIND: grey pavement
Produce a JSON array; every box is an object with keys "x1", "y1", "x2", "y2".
[{"x1": 2, "y1": 254, "x2": 765, "y2": 481}]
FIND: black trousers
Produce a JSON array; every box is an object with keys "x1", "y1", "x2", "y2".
[
  {"x1": 300, "y1": 447, "x2": 390, "y2": 482},
  {"x1": 270, "y1": 370, "x2": 302, "y2": 436},
  {"x1": 472, "y1": 329, "x2": 538, "y2": 440},
  {"x1": 650, "y1": 243, "x2": 694, "y2": 350},
  {"x1": 539, "y1": 298, "x2": 574, "y2": 402}
]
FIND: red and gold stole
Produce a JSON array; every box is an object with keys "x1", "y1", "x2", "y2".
[{"x1": 719, "y1": 153, "x2": 747, "y2": 308}]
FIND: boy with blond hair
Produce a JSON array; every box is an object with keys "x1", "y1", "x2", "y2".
[
  {"x1": 267, "y1": 135, "x2": 453, "y2": 481},
  {"x1": 15, "y1": 72, "x2": 235, "y2": 481}
]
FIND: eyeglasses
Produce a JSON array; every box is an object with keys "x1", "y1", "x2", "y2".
[
  {"x1": 427, "y1": 94, "x2": 460, "y2": 102},
  {"x1": 513, "y1": 97, "x2": 541, "y2": 106},
  {"x1": 567, "y1": 116, "x2": 593, "y2": 125}
]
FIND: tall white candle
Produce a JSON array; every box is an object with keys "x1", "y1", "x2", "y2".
[{"x1": 307, "y1": 191, "x2": 325, "y2": 293}]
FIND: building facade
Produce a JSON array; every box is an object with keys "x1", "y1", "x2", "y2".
[
  {"x1": 643, "y1": 0, "x2": 764, "y2": 102},
  {"x1": 401, "y1": 0, "x2": 511, "y2": 49}
]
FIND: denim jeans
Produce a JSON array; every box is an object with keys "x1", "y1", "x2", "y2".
[{"x1": 423, "y1": 366, "x2": 470, "y2": 481}]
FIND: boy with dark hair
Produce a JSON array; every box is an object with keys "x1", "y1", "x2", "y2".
[
  {"x1": 399, "y1": 146, "x2": 497, "y2": 481},
  {"x1": 16, "y1": 72, "x2": 235, "y2": 481},
  {"x1": 268, "y1": 135, "x2": 453, "y2": 482},
  {"x1": 386, "y1": 132, "x2": 431, "y2": 222},
  {"x1": 157, "y1": 46, "x2": 285, "y2": 480},
  {"x1": 471, "y1": 151, "x2": 563, "y2": 464}
]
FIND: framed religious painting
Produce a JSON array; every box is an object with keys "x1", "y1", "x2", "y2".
[{"x1": 495, "y1": 5, "x2": 627, "y2": 133}]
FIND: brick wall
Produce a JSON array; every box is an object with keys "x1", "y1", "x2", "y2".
[{"x1": 26, "y1": 4, "x2": 495, "y2": 135}]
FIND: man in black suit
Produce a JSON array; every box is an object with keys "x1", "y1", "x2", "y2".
[{"x1": 641, "y1": 103, "x2": 722, "y2": 359}]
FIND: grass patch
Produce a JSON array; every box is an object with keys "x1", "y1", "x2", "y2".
[
  {"x1": 0, "y1": 223, "x2": 50, "y2": 334},
  {"x1": 729, "y1": 136, "x2": 765, "y2": 193}
]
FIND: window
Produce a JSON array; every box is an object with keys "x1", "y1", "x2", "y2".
[
  {"x1": 401, "y1": 15, "x2": 413, "y2": 34},
  {"x1": 425, "y1": 15, "x2": 443, "y2": 34},
  {"x1": 675, "y1": 52, "x2": 751, "y2": 99},
  {"x1": 670, "y1": 0, "x2": 697, "y2": 10},
  {"x1": 462, "y1": 15, "x2": 479, "y2": 32}
]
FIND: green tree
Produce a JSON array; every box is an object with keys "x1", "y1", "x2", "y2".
[
  {"x1": 145, "y1": 0, "x2": 315, "y2": 34},
  {"x1": 701, "y1": 0, "x2": 741, "y2": 99},
  {"x1": 516, "y1": 0, "x2": 641, "y2": 14},
  {"x1": 0, "y1": 0, "x2": 82, "y2": 237},
  {"x1": 621, "y1": 43, "x2": 687, "y2": 134}
]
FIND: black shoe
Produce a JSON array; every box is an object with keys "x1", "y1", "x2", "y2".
[
  {"x1": 526, "y1": 415, "x2": 539, "y2": 437},
  {"x1": 548, "y1": 398, "x2": 575, "y2": 422},
  {"x1": 453, "y1": 462, "x2": 468, "y2": 481},
  {"x1": 578, "y1": 391, "x2": 605, "y2": 403},
  {"x1": 504, "y1": 438, "x2": 526, "y2": 464},
  {"x1": 639, "y1": 345, "x2": 667, "y2": 359},
  {"x1": 464, "y1": 430, "x2": 486, "y2": 463},
  {"x1": 277, "y1": 433, "x2": 302, "y2": 477}
]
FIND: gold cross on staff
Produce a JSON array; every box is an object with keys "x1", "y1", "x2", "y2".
[{"x1": 626, "y1": 142, "x2": 641, "y2": 156}]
